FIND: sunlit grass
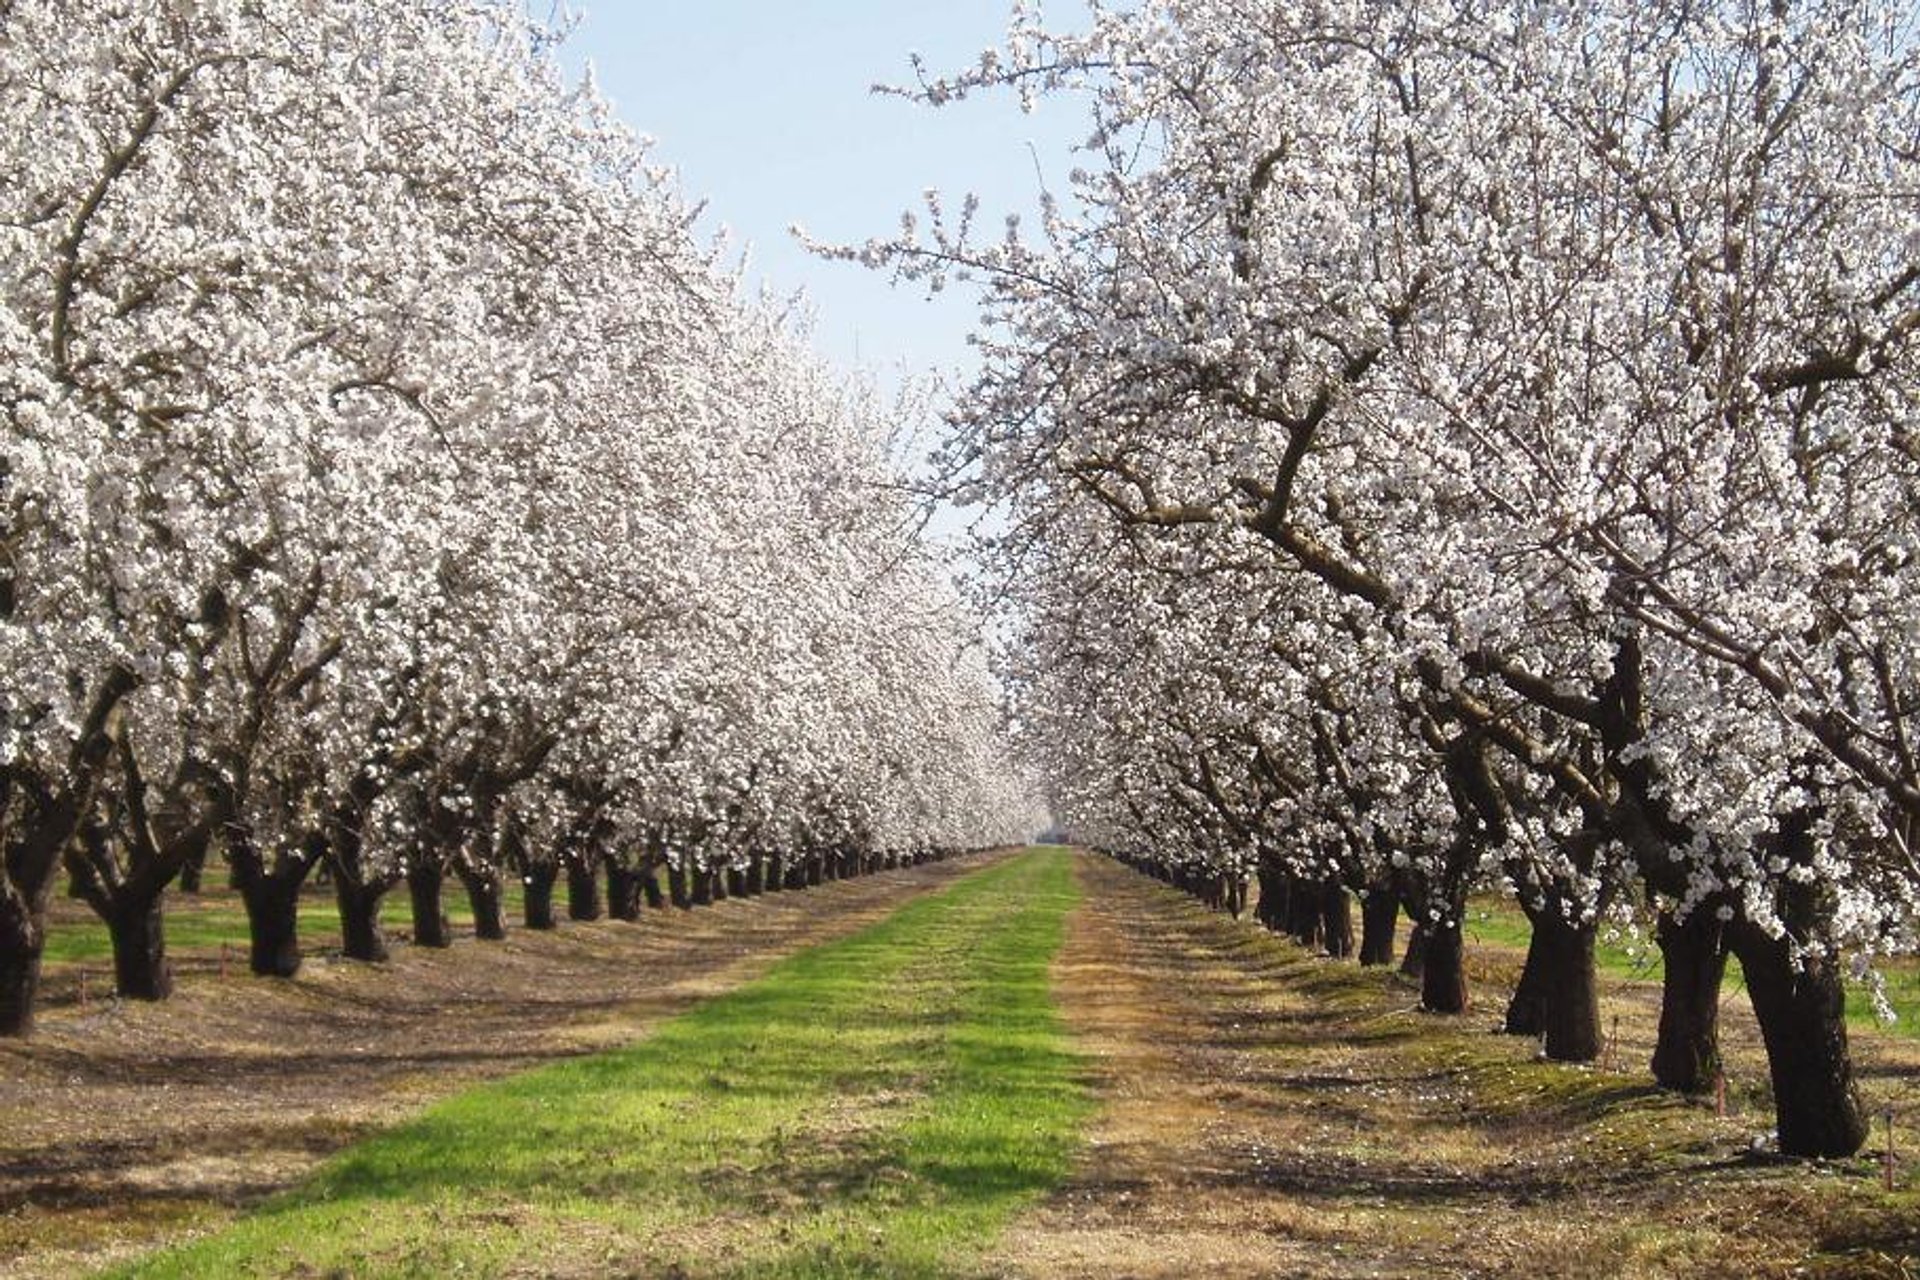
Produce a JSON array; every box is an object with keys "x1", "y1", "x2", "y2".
[{"x1": 108, "y1": 848, "x2": 1088, "y2": 1279}]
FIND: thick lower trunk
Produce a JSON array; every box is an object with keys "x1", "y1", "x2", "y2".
[
  {"x1": 727, "y1": 867, "x2": 747, "y2": 899},
  {"x1": 178, "y1": 848, "x2": 206, "y2": 895},
  {"x1": 408, "y1": 864, "x2": 451, "y2": 950},
  {"x1": 667, "y1": 861, "x2": 691, "y2": 909},
  {"x1": 1400, "y1": 915, "x2": 1430, "y2": 980},
  {"x1": 1651, "y1": 907, "x2": 1726, "y2": 1094},
  {"x1": 761, "y1": 855, "x2": 784, "y2": 893},
  {"x1": 0, "y1": 899, "x2": 46, "y2": 1037},
  {"x1": 523, "y1": 863, "x2": 558, "y2": 930},
  {"x1": 1538, "y1": 912, "x2": 1601, "y2": 1062},
  {"x1": 1730, "y1": 922, "x2": 1868, "y2": 1157},
  {"x1": 745, "y1": 859, "x2": 765, "y2": 896},
  {"x1": 1320, "y1": 882, "x2": 1354, "y2": 959},
  {"x1": 334, "y1": 877, "x2": 390, "y2": 964},
  {"x1": 806, "y1": 855, "x2": 824, "y2": 887},
  {"x1": 567, "y1": 859, "x2": 602, "y2": 922},
  {"x1": 1420, "y1": 916, "x2": 1469, "y2": 1014},
  {"x1": 1358, "y1": 889, "x2": 1398, "y2": 966},
  {"x1": 1285, "y1": 876, "x2": 1322, "y2": 949},
  {"x1": 606, "y1": 862, "x2": 643, "y2": 922},
  {"x1": 1255, "y1": 864, "x2": 1286, "y2": 932},
  {"x1": 240, "y1": 874, "x2": 305, "y2": 977},
  {"x1": 1505, "y1": 917, "x2": 1551, "y2": 1037},
  {"x1": 102, "y1": 885, "x2": 173, "y2": 1000},
  {"x1": 690, "y1": 865, "x2": 713, "y2": 906},
  {"x1": 459, "y1": 867, "x2": 508, "y2": 941},
  {"x1": 641, "y1": 863, "x2": 666, "y2": 909}
]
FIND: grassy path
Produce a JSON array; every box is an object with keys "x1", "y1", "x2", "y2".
[{"x1": 110, "y1": 848, "x2": 1087, "y2": 1279}]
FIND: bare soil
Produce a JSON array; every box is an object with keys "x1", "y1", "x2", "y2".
[
  {"x1": 0, "y1": 853, "x2": 1003, "y2": 1279},
  {"x1": 992, "y1": 855, "x2": 1920, "y2": 1280}
]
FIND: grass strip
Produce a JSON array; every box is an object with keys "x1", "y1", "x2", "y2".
[{"x1": 108, "y1": 847, "x2": 1087, "y2": 1279}]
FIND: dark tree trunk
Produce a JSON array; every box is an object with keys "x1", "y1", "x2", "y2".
[
  {"x1": 727, "y1": 867, "x2": 747, "y2": 899},
  {"x1": 667, "y1": 860, "x2": 691, "y2": 909},
  {"x1": 1256, "y1": 863, "x2": 1286, "y2": 932},
  {"x1": 1400, "y1": 914, "x2": 1430, "y2": 980},
  {"x1": 178, "y1": 847, "x2": 206, "y2": 895},
  {"x1": 1535, "y1": 911, "x2": 1601, "y2": 1062},
  {"x1": 606, "y1": 862, "x2": 643, "y2": 922},
  {"x1": 567, "y1": 858, "x2": 602, "y2": 922},
  {"x1": 1320, "y1": 881, "x2": 1354, "y2": 959},
  {"x1": 1285, "y1": 875, "x2": 1322, "y2": 949},
  {"x1": 691, "y1": 866, "x2": 713, "y2": 907},
  {"x1": 0, "y1": 899, "x2": 46, "y2": 1037},
  {"x1": 1420, "y1": 917, "x2": 1469, "y2": 1014},
  {"x1": 523, "y1": 862, "x2": 558, "y2": 929},
  {"x1": 102, "y1": 884, "x2": 173, "y2": 1000},
  {"x1": 1505, "y1": 916, "x2": 1551, "y2": 1037},
  {"x1": 806, "y1": 855, "x2": 824, "y2": 887},
  {"x1": 761, "y1": 855, "x2": 784, "y2": 893},
  {"x1": 1730, "y1": 921, "x2": 1869, "y2": 1157},
  {"x1": 641, "y1": 863, "x2": 666, "y2": 909},
  {"x1": 334, "y1": 876, "x2": 390, "y2": 964},
  {"x1": 408, "y1": 863, "x2": 451, "y2": 949},
  {"x1": 459, "y1": 866, "x2": 508, "y2": 941},
  {"x1": 745, "y1": 858, "x2": 765, "y2": 896},
  {"x1": 241, "y1": 873, "x2": 305, "y2": 977},
  {"x1": 1358, "y1": 889, "x2": 1398, "y2": 966},
  {"x1": 1651, "y1": 906, "x2": 1726, "y2": 1093}
]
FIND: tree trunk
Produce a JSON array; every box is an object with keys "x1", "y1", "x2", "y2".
[
  {"x1": 524, "y1": 863, "x2": 558, "y2": 929},
  {"x1": 1400, "y1": 909, "x2": 1430, "y2": 980},
  {"x1": 334, "y1": 876, "x2": 390, "y2": 964},
  {"x1": 567, "y1": 859, "x2": 602, "y2": 922},
  {"x1": 1505, "y1": 917, "x2": 1551, "y2": 1037},
  {"x1": 1420, "y1": 917, "x2": 1469, "y2": 1014},
  {"x1": 606, "y1": 862, "x2": 643, "y2": 922},
  {"x1": 1320, "y1": 881, "x2": 1354, "y2": 959},
  {"x1": 1358, "y1": 889, "x2": 1398, "y2": 966},
  {"x1": 178, "y1": 847, "x2": 206, "y2": 895},
  {"x1": 459, "y1": 866, "x2": 508, "y2": 941},
  {"x1": 408, "y1": 863, "x2": 451, "y2": 949},
  {"x1": 0, "y1": 898, "x2": 46, "y2": 1037},
  {"x1": 240, "y1": 873, "x2": 305, "y2": 977},
  {"x1": 1730, "y1": 921, "x2": 1868, "y2": 1157},
  {"x1": 1651, "y1": 906, "x2": 1726, "y2": 1094},
  {"x1": 641, "y1": 863, "x2": 666, "y2": 910},
  {"x1": 1285, "y1": 875, "x2": 1322, "y2": 949},
  {"x1": 1537, "y1": 911, "x2": 1601, "y2": 1062},
  {"x1": 727, "y1": 867, "x2": 747, "y2": 899},
  {"x1": 806, "y1": 855, "x2": 824, "y2": 887},
  {"x1": 667, "y1": 860, "x2": 691, "y2": 909}
]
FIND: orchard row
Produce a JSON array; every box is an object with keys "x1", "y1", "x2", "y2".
[
  {"x1": 860, "y1": 0, "x2": 1920, "y2": 1156},
  {"x1": 0, "y1": 1, "x2": 1038, "y2": 1037}
]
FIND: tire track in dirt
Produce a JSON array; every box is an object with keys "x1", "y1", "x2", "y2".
[{"x1": 0, "y1": 851, "x2": 1010, "y2": 1279}]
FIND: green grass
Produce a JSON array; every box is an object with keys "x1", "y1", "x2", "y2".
[
  {"x1": 1464, "y1": 895, "x2": 1920, "y2": 1040},
  {"x1": 108, "y1": 847, "x2": 1089, "y2": 1279},
  {"x1": 42, "y1": 880, "x2": 533, "y2": 966}
]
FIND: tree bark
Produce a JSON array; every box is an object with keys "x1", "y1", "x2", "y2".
[
  {"x1": 1651, "y1": 906, "x2": 1726, "y2": 1093},
  {"x1": 1729, "y1": 921, "x2": 1869, "y2": 1156},
  {"x1": 1320, "y1": 881, "x2": 1354, "y2": 958},
  {"x1": 640, "y1": 862, "x2": 666, "y2": 909},
  {"x1": 333, "y1": 876, "x2": 390, "y2": 964},
  {"x1": 1420, "y1": 916, "x2": 1469, "y2": 1014},
  {"x1": 240, "y1": 872, "x2": 305, "y2": 977},
  {"x1": 1400, "y1": 915, "x2": 1430, "y2": 980},
  {"x1": 667, "y1": 860, "x2": 691, "y2": 908},
  {"x1": 1538, "y1": 911, "x2": 1601, "y2": 1062},
  {"x1": 1285, "y1": 874, "x2": 1322, "y2": 949},
  {"x1": 0, "y1": 898, "x2": 46, "y2": 1037},
  {"x1": 523, "y1": 862, "x2": 558, "y2": 929},
  {"x1": 1358, "y1": 888, "x2": 1398, "y2": 966},
  {"x1": 459, "y1": 865, "x2": 508, "y2": 941},
  {"x1": 566, "y1": 858, "x2": 602, "y2": 922},
  {"x1": 407, "y1": 863, "x2": 451, "y2": 949},
  {"x1": 1505, "y1": 914, "x2": 1551, "y2": 1037},
  {"x1": 606, "y1": 861, "x2": 643, "y2": 922},
  {"x1": 178, "y1": 847, "x2": 206, "y2": 895}
]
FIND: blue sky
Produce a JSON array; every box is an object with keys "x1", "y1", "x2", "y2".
[{"x1": 561, "y1": 3, "x2": 1091, "y2": 393}]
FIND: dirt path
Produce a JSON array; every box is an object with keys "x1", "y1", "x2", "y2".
[
  {"x1": 993, "y1": 853, "x2": 1919, "y2": 1280},
  {"x1": 0, "y1": 852, "x2": 1006, "y2": 1279}
]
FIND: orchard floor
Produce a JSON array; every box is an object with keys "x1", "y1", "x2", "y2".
[
  {"x1": 3, "y1": 849, "x2": 1918, "y2": 1279},
  {"x1": 0, "y1": 852, "x2": 1004, "y2": 1279},
  {"x1": 996, "y1": 855, "x2": 1920, "y2": 1279}
]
